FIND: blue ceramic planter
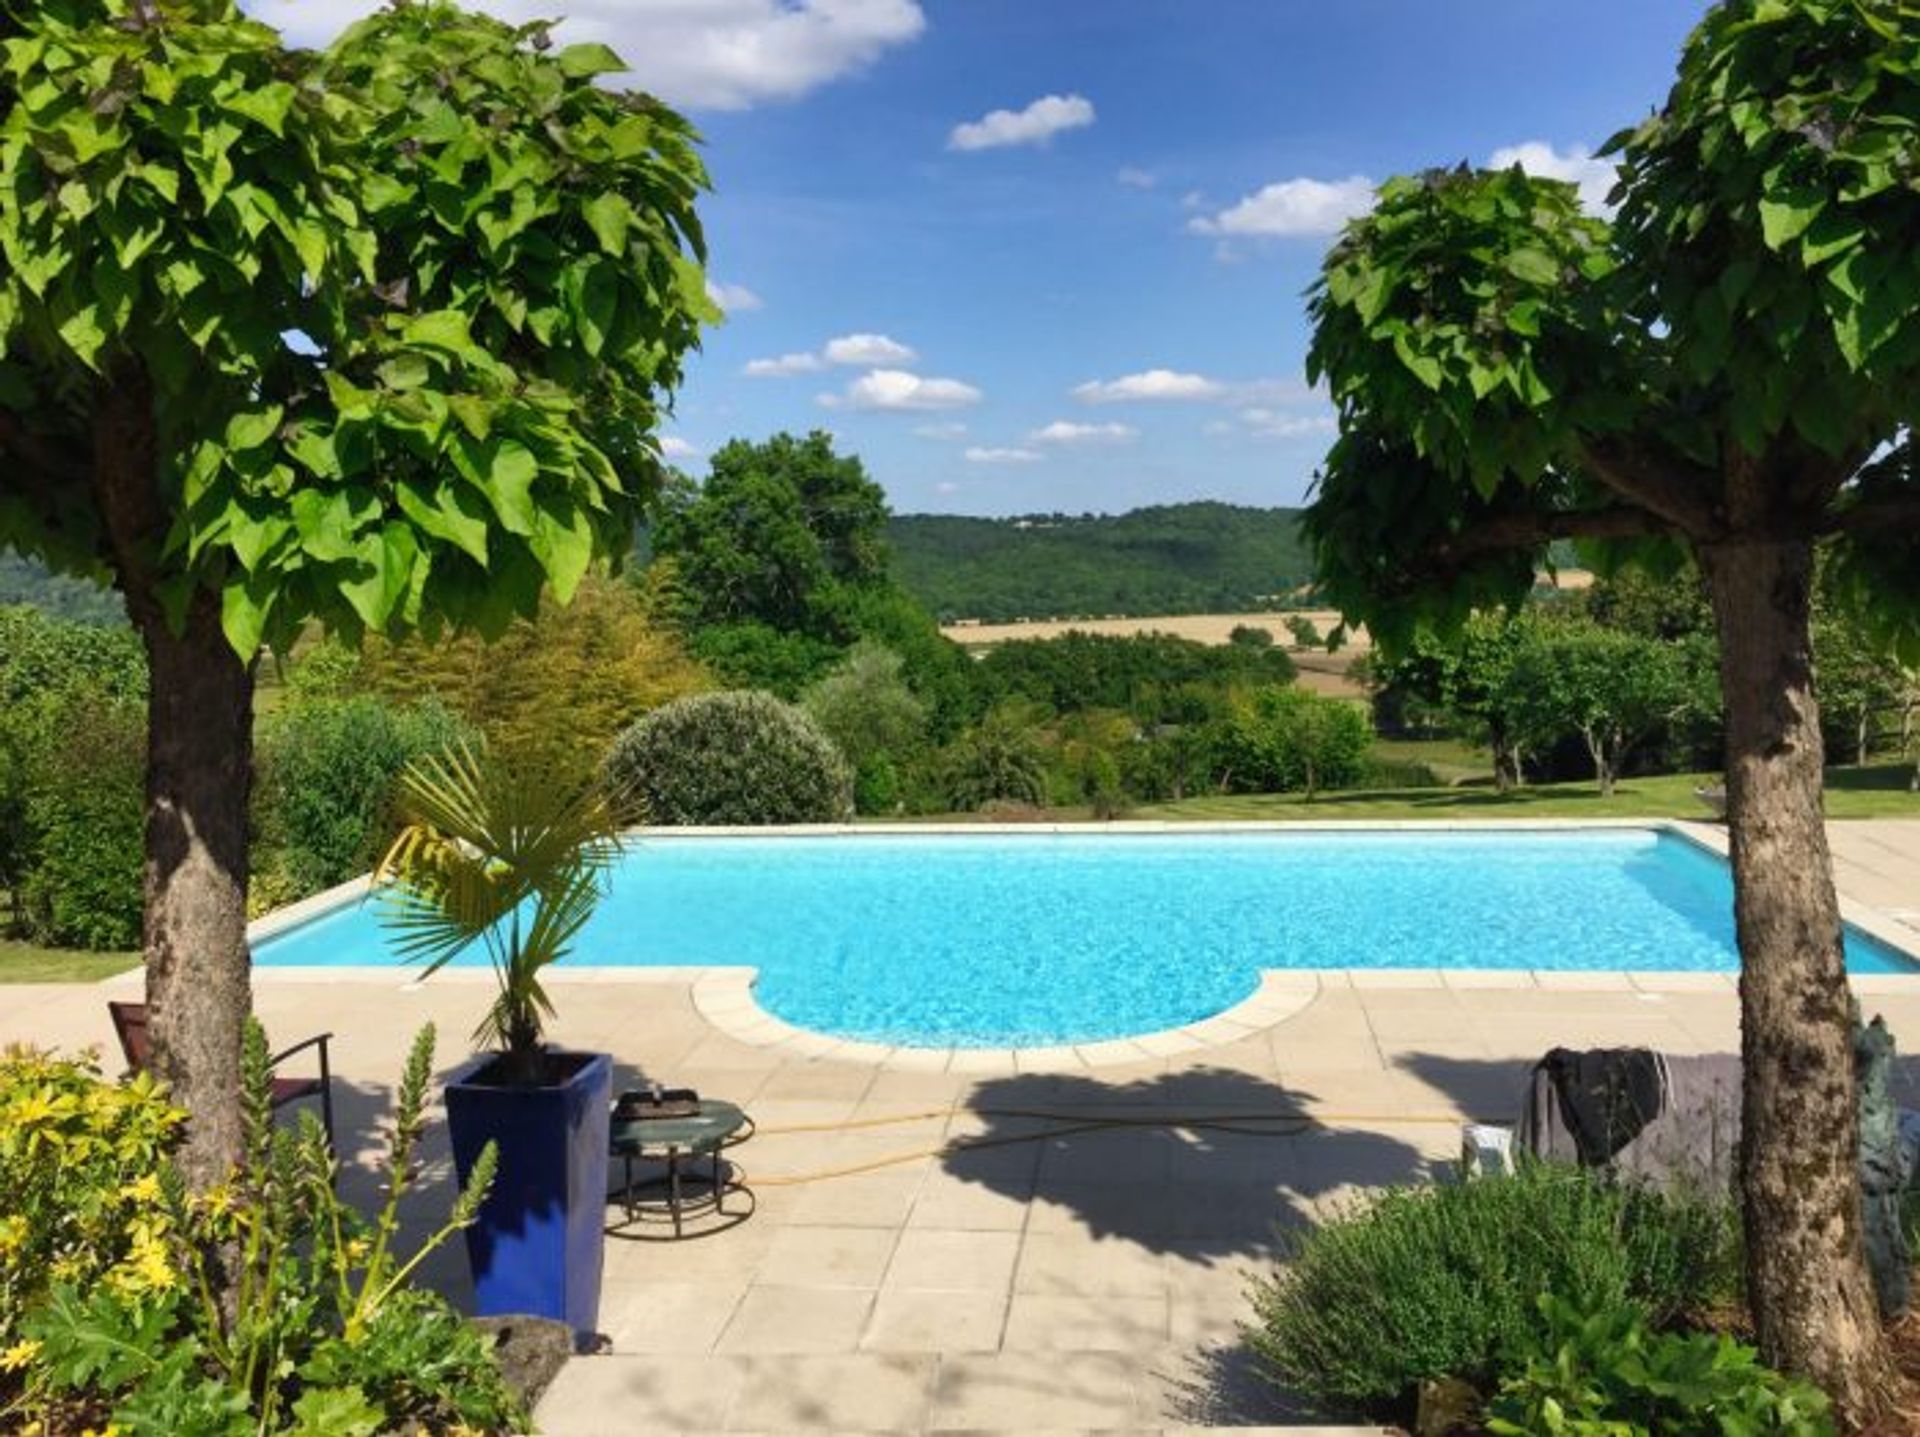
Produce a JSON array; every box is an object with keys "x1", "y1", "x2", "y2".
[{"x1": 445, "y1": 1048, "x2": 611, "y2": 1345}]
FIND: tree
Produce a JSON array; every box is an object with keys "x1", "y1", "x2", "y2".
[
  {"x1": 802, "y1": 642, "x2": 928, "y2": 814},
  {"x1": 1282, "y1": 615, "x2": 1321, "y2": 650},
  {"x1": 0, "y1": 2, "x2": 712, "y2": 1185},
  {"x1": 357, "y1": 573, "x2": 713, "y2": 781},
  {"x1": 650, "y1": 432, "x2": 891, "y2": 639},
  {"x1": 1375, "y1": 610, "x2": 1536, "y2": 791},
  {"x1": 1505, "y1": 620, "x2": 1691, "y2": 796},
  {"x1": 1299, "y1": 1, "x2": 1920, "y2": 1411},
  {"x1": 1230, "y1": 623, "x2": 1276, "y2": 650},
  {"x1": 1223, "y1": 686, "x2": 1372, "y2": 800}
]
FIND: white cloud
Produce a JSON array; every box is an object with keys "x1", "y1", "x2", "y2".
[
  {"x1": 1073, "y1": 369, "x2": 1226, "y2": 404},
  {"x1": 1488, "y1": 141, "x2": 1619, "y2": 213},
  {"x1": 948, "y1": 93, "x2": 1095, "y2": 152},
  {"x1": 743, "y1": 352, "x2": 824, "y2": 377},
  {"x1": 245, "y1": 0, "x2": 926, "y2": 111},
  {"x1": 825, "y1": 368, "x2": 983, "y2": 411},
  {"x1": 823, "y1": 332, "x2": 917, "y2": 366},
  {"x1": 964, "y1": 446, "x2": 1042, "y2": 464},
  {"x1": 659, "y1": 435, "x2": 701, "y2": 460},
  {"x1": 1116, "y1": 166, "x2": 1157, "y2": 189},
  {"x1": 913, "y1": 421, "x2": 969, "y2": 439},
  {"x1": 1179, "y1": 189, "x2": 1205, "y2": 211},
  {"x1": 1030, "y1": 420, "x2": 1137, "y2": 445},
  {"x1": 1239, "y1": 407, "x2": 1338, "y2": 440},
  {"x1": 1188, "y1": 176, "x2": 1376, "y2": 238},
  {"x1": 706, "y1": 280, "x2": 763, "y2": 313},
  {"x1": 934, "y1": 481, "x2": 961, "y2": 495}
]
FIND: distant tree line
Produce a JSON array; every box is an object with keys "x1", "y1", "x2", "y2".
[{"x1": 885, "y1": 501, "x2": 1316, "y2": 623}]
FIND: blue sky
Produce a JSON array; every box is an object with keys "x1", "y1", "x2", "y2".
[{"x1": 257, "y1": 0, "x2": 1710, "y2": 516}]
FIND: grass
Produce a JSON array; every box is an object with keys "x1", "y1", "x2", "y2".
[
  {"x1": 1137, "y1": 761, "x2": 1920, "y2": 822},
  {"x1": 0, "y1": 937, "x2": 138, "y2": 984}
]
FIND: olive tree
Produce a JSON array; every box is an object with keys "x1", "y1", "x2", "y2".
[
  {"x1": 0, "y1": 0, "x2": 712, "y2": 1185},
  {"x1": 1299, "y1": 1, "x2": 1918, "y2": 1412}
]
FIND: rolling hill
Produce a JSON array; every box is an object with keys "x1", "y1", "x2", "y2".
[{"x1": 886, "y1": 502, "x2": 1313, "y2": 623}]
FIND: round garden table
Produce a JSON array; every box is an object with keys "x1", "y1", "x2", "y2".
[{"x1": 607, "y1": 1098, "x2": 753, "y2": 1240}]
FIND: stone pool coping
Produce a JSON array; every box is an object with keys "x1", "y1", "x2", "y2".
[{"x1": 231, "y1": 819, "x2": 1920, "y2": 1074}]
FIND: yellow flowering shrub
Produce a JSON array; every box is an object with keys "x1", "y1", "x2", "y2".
[{"x1": 0, "y1": 1048, "x2": 183, "y2": 1348}]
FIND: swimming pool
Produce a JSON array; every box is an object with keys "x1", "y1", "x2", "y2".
[{"x1": 252, "y1": 827, "x2": 1916, "y2": 1048}]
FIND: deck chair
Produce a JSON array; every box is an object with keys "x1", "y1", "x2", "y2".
[{"x1": 108, "y1": 1001, "x2": 335, "y2": 1151}]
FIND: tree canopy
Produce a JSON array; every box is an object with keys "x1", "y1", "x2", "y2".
[
  {"x1": 1, "y1": 0, "x2": 713, "y2": 650},
  {"x1": 1296, "y1": 0, "x2": 1920, "y2": 1413}
]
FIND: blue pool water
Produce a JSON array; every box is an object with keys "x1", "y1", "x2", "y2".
[{"x1": 253, "y1": 830, "x2": 1916, "y2": 1047}]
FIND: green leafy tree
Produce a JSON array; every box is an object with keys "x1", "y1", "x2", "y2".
[
  {"x1": 802, "y1": 642, "x2": 928, "y2": 814},
  {"x1": 1505, "y1": 620, "x2": 1692, "y2": 796},
  {"x1": 0, "y1": 1, "x2": 712, "y2": 1184},
  {"x1": 651, "y1": 432, "x2": 890, "y2": 640},
  {"x1": 1229, "y1": 623, "x2": 1276, "y2": 650},
  {"x1": 1372, "y1": 610, "x2": 1537, "y2": 790},
  {"x1": 1222, "y1": 686, "x2": 1371, "y2": 800},
  {"x1": 1298, "y1": 1, "x2": 1920, "y2": 1407},
  {"x1": 1282, "y1": 615, "x2": 1321, "y2": 650}
]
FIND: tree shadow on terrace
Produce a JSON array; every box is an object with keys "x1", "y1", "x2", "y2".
[{"x1": 940, "y1": 1055, "x2": 1545, "y2": 1426}]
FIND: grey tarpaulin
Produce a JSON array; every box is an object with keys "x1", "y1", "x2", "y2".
[{"x1": 1516, "y1": 1050, "x2": 1742, "y2": 1193}]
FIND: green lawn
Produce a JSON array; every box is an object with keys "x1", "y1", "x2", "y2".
[
  {"x1": 0, "y1": 937, "x2": 139, "y2": 984},
  {"x1": 1138, "y1": 761, "x2": 1920, "y2": 823}
]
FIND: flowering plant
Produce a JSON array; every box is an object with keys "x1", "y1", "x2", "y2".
[{"x1": 2, "y1": 1025, "x2": 518, "y2": 1435}]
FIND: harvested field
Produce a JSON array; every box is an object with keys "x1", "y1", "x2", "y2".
[{"x1": 940, "y1": 610, "x2": 1372, "y2": 699}]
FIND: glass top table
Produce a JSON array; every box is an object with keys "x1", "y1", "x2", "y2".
[{"x1": 607, "y1": 1097, "x2": 753, "y2": 1240}]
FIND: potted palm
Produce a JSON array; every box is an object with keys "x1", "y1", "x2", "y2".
[{"x1": 376, "y1": 743, "x2": 622, "y2": 1345}]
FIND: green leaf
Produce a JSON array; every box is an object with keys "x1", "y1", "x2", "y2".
[
  {"x1": 290, "y1": 486, "x2": 361, "y2": 562},
  {"x1": 1391, "y1": 333, "x2": 1444, "y2": 391},
  {"x1": 555, "y1": 43, "x2": 627, "y2": 79},
  {"x1": 529, "y1": 497, "x2": 593, "y2": 602},
  {"x1": 480, "y1": 438, "x2": 539, "y2": 535},
  {"x1": 582, "y1": 192, "x2": 633, "y2": 256},
  {"x1": 225, "y1": 81, "x2": 296, "y2": 137},
  {"x1": 222, "y1": 573, "x2": 276, "y2": 657},
  {"x1": 340, "y1": 523, "x2": 420, "y2": 630},
  {"x1": 226, "y1": 405, "x2": 285, "y2": 452},
  {"x1": 1758, "y1": 191, "x2": 1820, "y2": 249},
  {"x1": 1503, "y1": 248, "x2": 1561, "y2": 287},
  {"x1": 396, "y1": 478, "x2": 491, "y2": 566}
]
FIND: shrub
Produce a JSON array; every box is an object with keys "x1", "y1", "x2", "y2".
[
  {"x1": 1487, "y1": 1295, "x2": 1834, "y2": 1436},
  {"x1": 1246, "y1": 1164, "x2": 1738, "y2": 1413},
  {"x1": 1223, "y1": 686, "x2": 1372, "y2": 798},
  {"x1": 5, "y1": 1024, "x2": 523, "y2": 1435},
  {"x1": 19, "y1": 692, "x2": 145, "y2": 951},
  {"x1": 0, "y1": 1049, "x2": 186, "y2": 1350},
  {"x1": 939, "y1": 708, "x2": 1049, "y2": 811},
  {"x1": 1359, "y1": 756, "x2": 1445, "y2": 789},
  {"x1": 803, "y1": 643, "x2": 927, "y2": 814},
  {"x1": 604, "y1": 690, "x2": 854, "y2": 825},
  {"x1": 254, "y1": 692, "x2": 473, "y2": 900}
]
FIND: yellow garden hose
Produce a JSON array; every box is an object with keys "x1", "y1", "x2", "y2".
[{"x1": 737, "y1": 1105, "x2": 1491, "y2": 1187}]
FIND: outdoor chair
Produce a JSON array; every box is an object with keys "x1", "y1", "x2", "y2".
[{"x1": 107, "y1": 1000, "x2": 336, "y2": 1151}]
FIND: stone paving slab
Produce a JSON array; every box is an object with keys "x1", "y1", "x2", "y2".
[{"x1": 6, "y1": 819, "x2": 1920, "y2": 1433}]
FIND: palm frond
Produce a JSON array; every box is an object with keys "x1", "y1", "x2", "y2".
[{"x1": 377, "y1": 742, "x2": 622, "y2": 1066}]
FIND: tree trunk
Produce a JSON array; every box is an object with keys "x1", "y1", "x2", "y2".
[
  {"x1": 1490, "y1": 729, "x2": 1521, "y2": 793},
  {"x1": 141, "y1": 603, "x2": 256, "y2": 1190},
  {"x1": 92, "y1": 365, "x2": 257, "y2": 1191},
  {"x1": 1700, "y1": 536, "x2": 1895, "y2": 1421},
  {"x1": 1582, "y1": 728, "x2": 1616, "y2": 797}
]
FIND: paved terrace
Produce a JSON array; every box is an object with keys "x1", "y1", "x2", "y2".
[{"x1": 2, "y1": 819, "x2": 1916, "y2": 1435}]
